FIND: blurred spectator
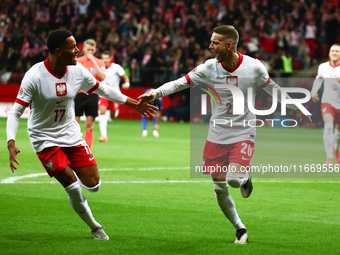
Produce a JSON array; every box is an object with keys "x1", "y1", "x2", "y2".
[
  {"x1": 304, "y1": 20, "x2": 317, "y2": 61},
  {"x1": 276, "y1": 28, "x2": 289, "y2": 52},
  {"x1": 262, "y1": 30, "x2": 277, "y2": 60},
  {"x1": 298, "y1": 41, "x2": 311, "y2": 70},
  {"x1": 288, "y1": 28, "x2": 301, "y2": 57},
  {"x1": 281, "y1": 51, "x2": 293, "y2": 80},
  {"x1": 246, "y1": 31, "x2": 260, "y2": 57},
  {"x1": 269, "y1": 52, "x2": 283, "y2": 78},
  {"x1": 74, "y1": 0, "x2": 91, "y2": 17}
]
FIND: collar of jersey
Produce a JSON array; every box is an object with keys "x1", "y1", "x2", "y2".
[
  {"x1": 44, "y1": 57, "x2": 68, "y2": 79},
  {"x1": 328, "y1": 60, "x2": 340, "y2": 68},
  {"x1": 221, "y1": 52, "x2": 243, "y2": 73}
]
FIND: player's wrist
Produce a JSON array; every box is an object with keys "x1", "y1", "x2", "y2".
[
  {"x1": 151, "y1": 92, "x2": 156, "y2": 99},
  {"x1": 7, "y1": 139, "x2": 15, "y2": 148}
]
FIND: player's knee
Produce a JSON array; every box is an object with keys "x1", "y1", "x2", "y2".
[
  {"x1": 226, "y1": 177, "x2": 241, "y2": 188},
  {"x1": 213, "y1": 182, "x2": 228, "y2": 196},
  {"x1": 85, "y1": 179, "x2": 101, "y2": 193}
]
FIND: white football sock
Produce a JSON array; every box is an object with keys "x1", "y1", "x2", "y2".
[
  {"x1": 64, "y1": 182, "x2": 101, "y2": 231},
  {"x1": 213, "y1": 182, "x2": 245, "y2": 230},
  {"x1": 323, "y1": 122, "x2": 334, "y2": 158},
  {"x1": 334, "y1": 128, "x2": 340, "y2": 151},
  {"x1": 99, "y1": 114, "x2": 107, "y2": 138},
  {"x1": 226, "y1": 172, "x2": 248, "y2": 188}
]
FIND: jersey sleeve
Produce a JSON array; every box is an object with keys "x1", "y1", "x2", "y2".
[
  {"x1": 254, "y1": 59, "x2": 270, "y2": 88},
  {"x1": 153, "y1": 76, "x2": 189, "y2": 100},
  {"x1": 79, "y1": 64, "x2": 127, "y2": 104},
  {"x1": 116, "y1": 64, "x2": 126, "y2": 77},
  {"x1": 94, "y1": 82, "x2": 128, "y2": 105},
  {"x1": 185, "y1": 63, "x2": 208, "y2": 86},
  {"x1": 311, "y1": 64, "x2": 324, "y2": 94},
  {"x1": 7, "y1": 72, "x2": 34, "y2": 141},
  {"x1": 15, "y1": 72, "x2": 35, "y2": 107},
  {"x1": 153, "y1": 63, "x2": 208, "y2": 99},
  {"x1": 7, "y1": 102, "x2": 26, "y2": 142}
]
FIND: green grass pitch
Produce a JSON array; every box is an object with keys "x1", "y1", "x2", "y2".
[{"x1": 1, "y1": 118, "x2": 340, "y2": 254}]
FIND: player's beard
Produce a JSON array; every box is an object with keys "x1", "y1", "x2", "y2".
[{"x1": 216, "y1": 50, "x2": 230, "y2": 63}]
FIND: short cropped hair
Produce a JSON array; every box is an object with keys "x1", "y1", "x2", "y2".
[
  {"x1": 102, "y1": 50, "x2": 111, "y2": 56},
  {"x1": 83, "y1": 39, "x2": 97, "y2": 47},
  {"x1": 331, "y1": 43, "x2": 340, "y2": 48},
  {"x1": 213, "y1": 25, "x2": 239, "y2": 44},
  {"x1": 47, "y1": 29, "x2": 73, "y2": 54}
]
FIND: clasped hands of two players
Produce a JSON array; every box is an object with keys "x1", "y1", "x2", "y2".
[
  {"x1": 138, "y1": 92, "x2": 156, "y2": 105},
  {"x1": 134, "y1": 96, "x2": 158, "y2": 117},
  {"x1": 138, "y1": 92, "x2": 313, "y2": 125}
]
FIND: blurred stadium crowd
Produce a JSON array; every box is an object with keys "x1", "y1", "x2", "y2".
[{"x1": 0, "y1": 0, "x2": 339, "y2": 86}]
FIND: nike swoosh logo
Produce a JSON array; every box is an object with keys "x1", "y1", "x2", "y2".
[
  {"x1": 242, "y1": 157, "x2": 250, "y2": 160},
  {"x1": 89, "y1": 157, "x2": 94, "y2": 161},
  {"x1": 56, "y1": 100, "x2": 65, "y2": 104},
  {"x1": 79, "y1": 209, "x2": 87, "y2": 214}
]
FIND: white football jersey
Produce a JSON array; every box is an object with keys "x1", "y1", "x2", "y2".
[
  {"x1": 102, "y1": 63, "x2": 125, "y2": 90},
  {"x1": 154, "y1": 53, "x2": 295, "y2": 145},
  {"x1": 16, "y1": 58, "x2": 109, "y2": 153},
  {"x1": 311, "y1": 61, "x2": 340, "y2": 109}
]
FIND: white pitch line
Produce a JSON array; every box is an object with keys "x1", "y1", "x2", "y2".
[
  {"x1": 0, "y1": 167, "x2": 189, "y2": 183},
  {"x1": 0, "y1": 173, "x2": 47, "y2": 184}
]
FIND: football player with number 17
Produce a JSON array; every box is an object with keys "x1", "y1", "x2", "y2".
[
  {"x1": 311, "y1": 44, "x2": 340, "y2": 168},
  {"x1": 6, "y1": 29, "x2": 157, "y2": 240},
  {"x1": 138, "y1": 25, "x2": 312, "y2": 244}
]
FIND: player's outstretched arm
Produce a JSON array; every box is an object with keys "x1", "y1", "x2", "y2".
[
  {"x1": 93, "y1": 82, "x2": 157, "y2": 116},
  {"x1": 137, "y1": 92, "x2": 155, "y2": 104},
  {"x1": 137, "y1": 76, "x2": 190, "y2": 105},
  {"x1": 310, "y1": 67, "x2": 323, "y2": 103},
  {"x1": 125, "y1": 97, "x2": 158, "y2": 117},
  {"x1": 7, "y1": 140, "x2": 20, "y2": 173},
  {"x1": 6, "y1": 102, "x2": 26, "y2": 172}
]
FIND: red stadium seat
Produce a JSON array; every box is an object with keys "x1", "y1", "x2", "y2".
[
  {"x1": 7, "y1": 73, "x2": 24, "y2": 84},
  {"x1": 292, "y1": 57, "x2": 303, "y2": 70}
]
